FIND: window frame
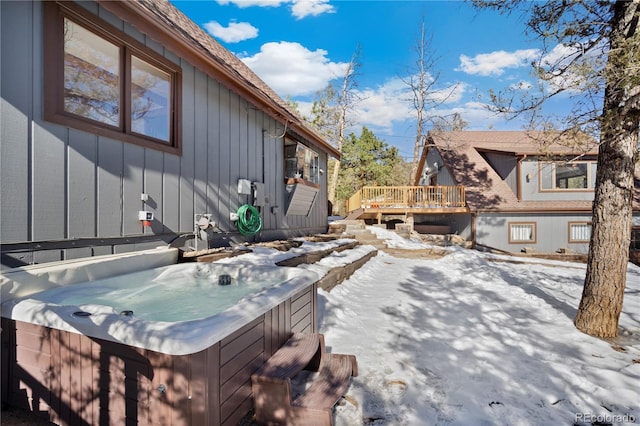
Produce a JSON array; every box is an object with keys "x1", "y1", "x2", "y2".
[
  {"x1": 283, "y1": 137, "x2": 320, "y2": 185},
  {"x1": 43, "y1": 1, "x2": 182, "y2": 155},
  {"x1": 508, "y1": 222, "x2": 537, "y2": 244},
  {"x1": 568, "y1": 221, "x2": 592, "y2": 243},
  {"x1": 631, "y1": 227, "x2": 640, "y2": 251},
  {"x1": 538, "y1": 160, "x2": 596, "y2": 192}
]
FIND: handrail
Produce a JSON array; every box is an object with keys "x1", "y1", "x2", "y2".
[
  {"x1": 346, "y1": 189, "x2": 363, "y2": 212},
  {"x1": 347, "y1": 186, "x2": 465, "y2": 212}
]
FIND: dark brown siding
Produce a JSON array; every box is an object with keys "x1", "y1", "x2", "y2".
[{"x1": 1, "y1": 284, "x2": 317, "y2": 425}]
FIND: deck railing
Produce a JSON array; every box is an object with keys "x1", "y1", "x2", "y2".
[{"x1": 346, "y1": 186, "x2": 466, "y2": 212}]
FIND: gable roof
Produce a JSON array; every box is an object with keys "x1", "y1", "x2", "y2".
[
  {"x1": 426, "y1": 131, "x2": 605, "y2": 213},
  {"x1": 98, "y1": 0, "x2": 340, "y2": 159}
]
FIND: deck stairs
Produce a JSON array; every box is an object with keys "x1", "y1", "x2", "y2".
[
  {"x1": 252, "y1": 333, "x2": 357, "y2": 425},
  {"x1": 344, "y1": 208, "x2": 364, "y2": 220},
  {"x1": 328, "y1": 220, "x2": 387, "y2": 250}
]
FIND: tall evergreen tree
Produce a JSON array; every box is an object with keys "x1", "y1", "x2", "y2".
[
  {"x1": 336, "y1": 127, "x2": 405, "y2": 204},
  {"x1": 473, "y1": 0, "x2": 639, "y2": 338}
]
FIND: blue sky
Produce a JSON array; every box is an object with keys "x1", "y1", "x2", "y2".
[{"x1": 171, "y1": 0, "x2": 576, "y2": 160}]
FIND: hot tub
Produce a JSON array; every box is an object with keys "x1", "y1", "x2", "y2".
[{"x1": 1, "y1": 248, "x2": 321, "y2": 425}]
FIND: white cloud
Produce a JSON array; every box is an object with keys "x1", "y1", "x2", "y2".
[
  {"x1": 240, "y1": 41, "x2": 350, "y2": 97},
  {"x1": 346, "y1": 78, "x2": 466, "y2": 134},
  {"x1": 217, "y1": 0, "x2": 286, "y2": 8},
  {"x1": 217, "y1": 0, "x2": 334, "y2": 18},
  {"x1": 509, "y1": 80, "x2": 533, "y2": 90},
  {"x1": 540, "y1": 43, "x2": 592, "y2": 93},
  {"x1": 352, "y1": 80, "x2": 413, "y2": 131},
  {"x1": 296, "y1": 100, "x2": 315, "y2": 121},
  {"x1": 457, "y1": 49, "x2": 540, "y2": 76},
  {"x1": 203, "y1": 20, "x2": 258, "y2": 43},
  {"x1": 428, "y1": 82, "x2": 466, "y2": 104},
  {"x1": 435, "y1": 102, "x2": 519, "y2": 130},
  {"x1": 541, "y1": 43, "x2": 582, "y2": 69},
  {"x1": 291, "y1": 0, "x2": 335, "y2": 19}
]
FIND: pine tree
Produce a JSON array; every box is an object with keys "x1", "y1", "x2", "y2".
[{"x1": 473, "y1": 0, "x2": 639, "y2": 338}]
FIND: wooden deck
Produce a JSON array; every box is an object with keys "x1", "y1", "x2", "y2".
[{"x1": 345, "y1": 186, "x2": 468, "y2": 220}]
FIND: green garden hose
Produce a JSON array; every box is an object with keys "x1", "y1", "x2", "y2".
[{"x1": 236, "y1": 204, "x2": 262, "y2": 236}]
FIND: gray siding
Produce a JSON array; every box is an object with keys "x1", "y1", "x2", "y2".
[
  {"x1": 414, "y1": 213, "x2": 472, "y2": 239},
  {"x1": 520, "y1": 159, "x2": 595, "y2": 202},
  {"x1": 482, "y1": 152, "x2": 517, "y2": 195},
  {"x1": 476, "y1": 212, "x2": 592, "y2": 254},
  {"x1": 1, "y1": 1, "x2": 329, "y2": 268},
  {"x1": 425, "y1": 149, "x2": 456, "y2": 186}
]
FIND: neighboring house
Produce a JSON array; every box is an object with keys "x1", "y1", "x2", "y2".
[
  {"x1": 416, "y1": 131, "x2": 640, "y2": 256},
  {"x1": 0, "y1": 0, "x2": 339, "y2": 269}
]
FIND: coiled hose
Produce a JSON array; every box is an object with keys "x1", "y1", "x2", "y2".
[{"x1": 236, "y1": 204, "x2": 262, "y2": 236}]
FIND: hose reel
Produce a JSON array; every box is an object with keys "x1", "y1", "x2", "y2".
[{"x1": 235, "y1": 204, "x2": 262, "y2": 236}]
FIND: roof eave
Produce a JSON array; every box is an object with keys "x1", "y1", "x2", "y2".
[{"x1": 96, "y1": 0, "x2": 340, "y2": 159}]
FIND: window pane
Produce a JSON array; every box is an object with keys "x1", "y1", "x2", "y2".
[
  {"x1": 284, "y1": 139, "x2": 319, "y2": 184},
  {"x1": 131, "y1": 56, "x2": 171, "y2": 142},
  {"x1": 511, "y1": 224, "x2": 534, "y2": 241},
  {"x1": 570, "y1": 223, "x2": 591, "y2": 242},
  {"x1": 589, "y1": 162, "x2": 597, "y2": 188},
  {"x1": 540, "y1": 163, "x2": 553, "y2": 189},
  {"x1": 631, "y1": 229, "x2": 640, "y2": 250},
  {"x1": 64, "y1": 18, "x2": 120, "y2": 126},
  {"x1": 556, "y1": 163, "x2": 588, "y2": 189}
]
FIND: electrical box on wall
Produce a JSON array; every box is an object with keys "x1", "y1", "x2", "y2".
[
  {"x1": 238, "y1": 179, "x2": 252, "y2": 195},
  {"x1": 138, "y1": 211, "x2": 154, "y2": 221}
]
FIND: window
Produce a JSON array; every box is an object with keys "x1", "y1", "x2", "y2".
[
  {"x1": 540, "y1": 161, "x2": 596, "y2": 191},
  {"x1": 509, "y1": 222, "x2": 536, "y2": 243},
  {"x1": 631, "y1": 227, "x2": 640, "y2": 251},
  {"x1": 569, "y1": 222, "x2": 592, "y2": 243},
  {"x1": 44, "y1": 2, "x2": 181, "y2": 154},
  {"x1": 284, "y1": 138, "x2": 320, "y2": 184}
]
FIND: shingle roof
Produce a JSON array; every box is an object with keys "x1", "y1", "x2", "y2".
[
  {"x1": 98, "y1": 0, "x2": 339, "y2": 158},
  {"x1": 428, "y1": 131, "x2": 607, "y2": 213},
  {"x1": 431, "y1": 131, "x2": 600, "y2": 156}
]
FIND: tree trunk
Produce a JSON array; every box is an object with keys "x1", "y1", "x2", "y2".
[
  {"x1": 328, "y1": 159, "x2": 340, "y2": 213},
  {"x1": 574, "y1": 0, "x2": 639, "y2": 338},
  {"x1": 327, "y1": 55, "x2": 358, "y2": 214},
  {"x1": 410, "y1": 117, "x2": 424, "y2": 185},
  {"x1": 327, "y1": 105, "x2": 346, "y2": 214}
]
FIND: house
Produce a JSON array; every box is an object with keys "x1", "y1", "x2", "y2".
[
  {"x1": 415, "y1": 131, "x2": 640, "y2": 256},
  {"x1": 0, "y1": 0, "x2": 339, "y2": 269}
]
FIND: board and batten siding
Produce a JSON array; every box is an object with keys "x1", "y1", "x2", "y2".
[
  {"x1": 519, "y1": 159, "x2": 596, "y2": 202},
  {"x1": 476, "y1": 212, "x2": 592, "y2": 254},
  {"x1": 0, "y1": 1, "x2": 328, "y2": 269},
  {"x1": 482, "y1": 152, "x2": 518, "y2": 195}
]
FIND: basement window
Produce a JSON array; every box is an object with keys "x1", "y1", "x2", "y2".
[
  {"x1": 509, "y1": 222, "x2": 536, "y2": 243},
  {"x1": 568, "y1": 222, "x2": 592, "y2": 243},
  {"x1": 44, "y1": 2, "x2": 182, "y2": 155}
]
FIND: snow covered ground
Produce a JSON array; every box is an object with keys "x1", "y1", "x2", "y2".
[
  {"x1": 314, "y1": 227, "x2": 640, "y2": 426},
  {"x1": 223, "y1": 226, "x2": 639, "y2": 425}
]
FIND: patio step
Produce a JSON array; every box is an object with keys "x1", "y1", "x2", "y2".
[
  {"x1": 329, "y1": 220, "x2": 387, "y2": 250},
  {"x1": 252, "y1": 333, "x2": 357, "y2": 426}
]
